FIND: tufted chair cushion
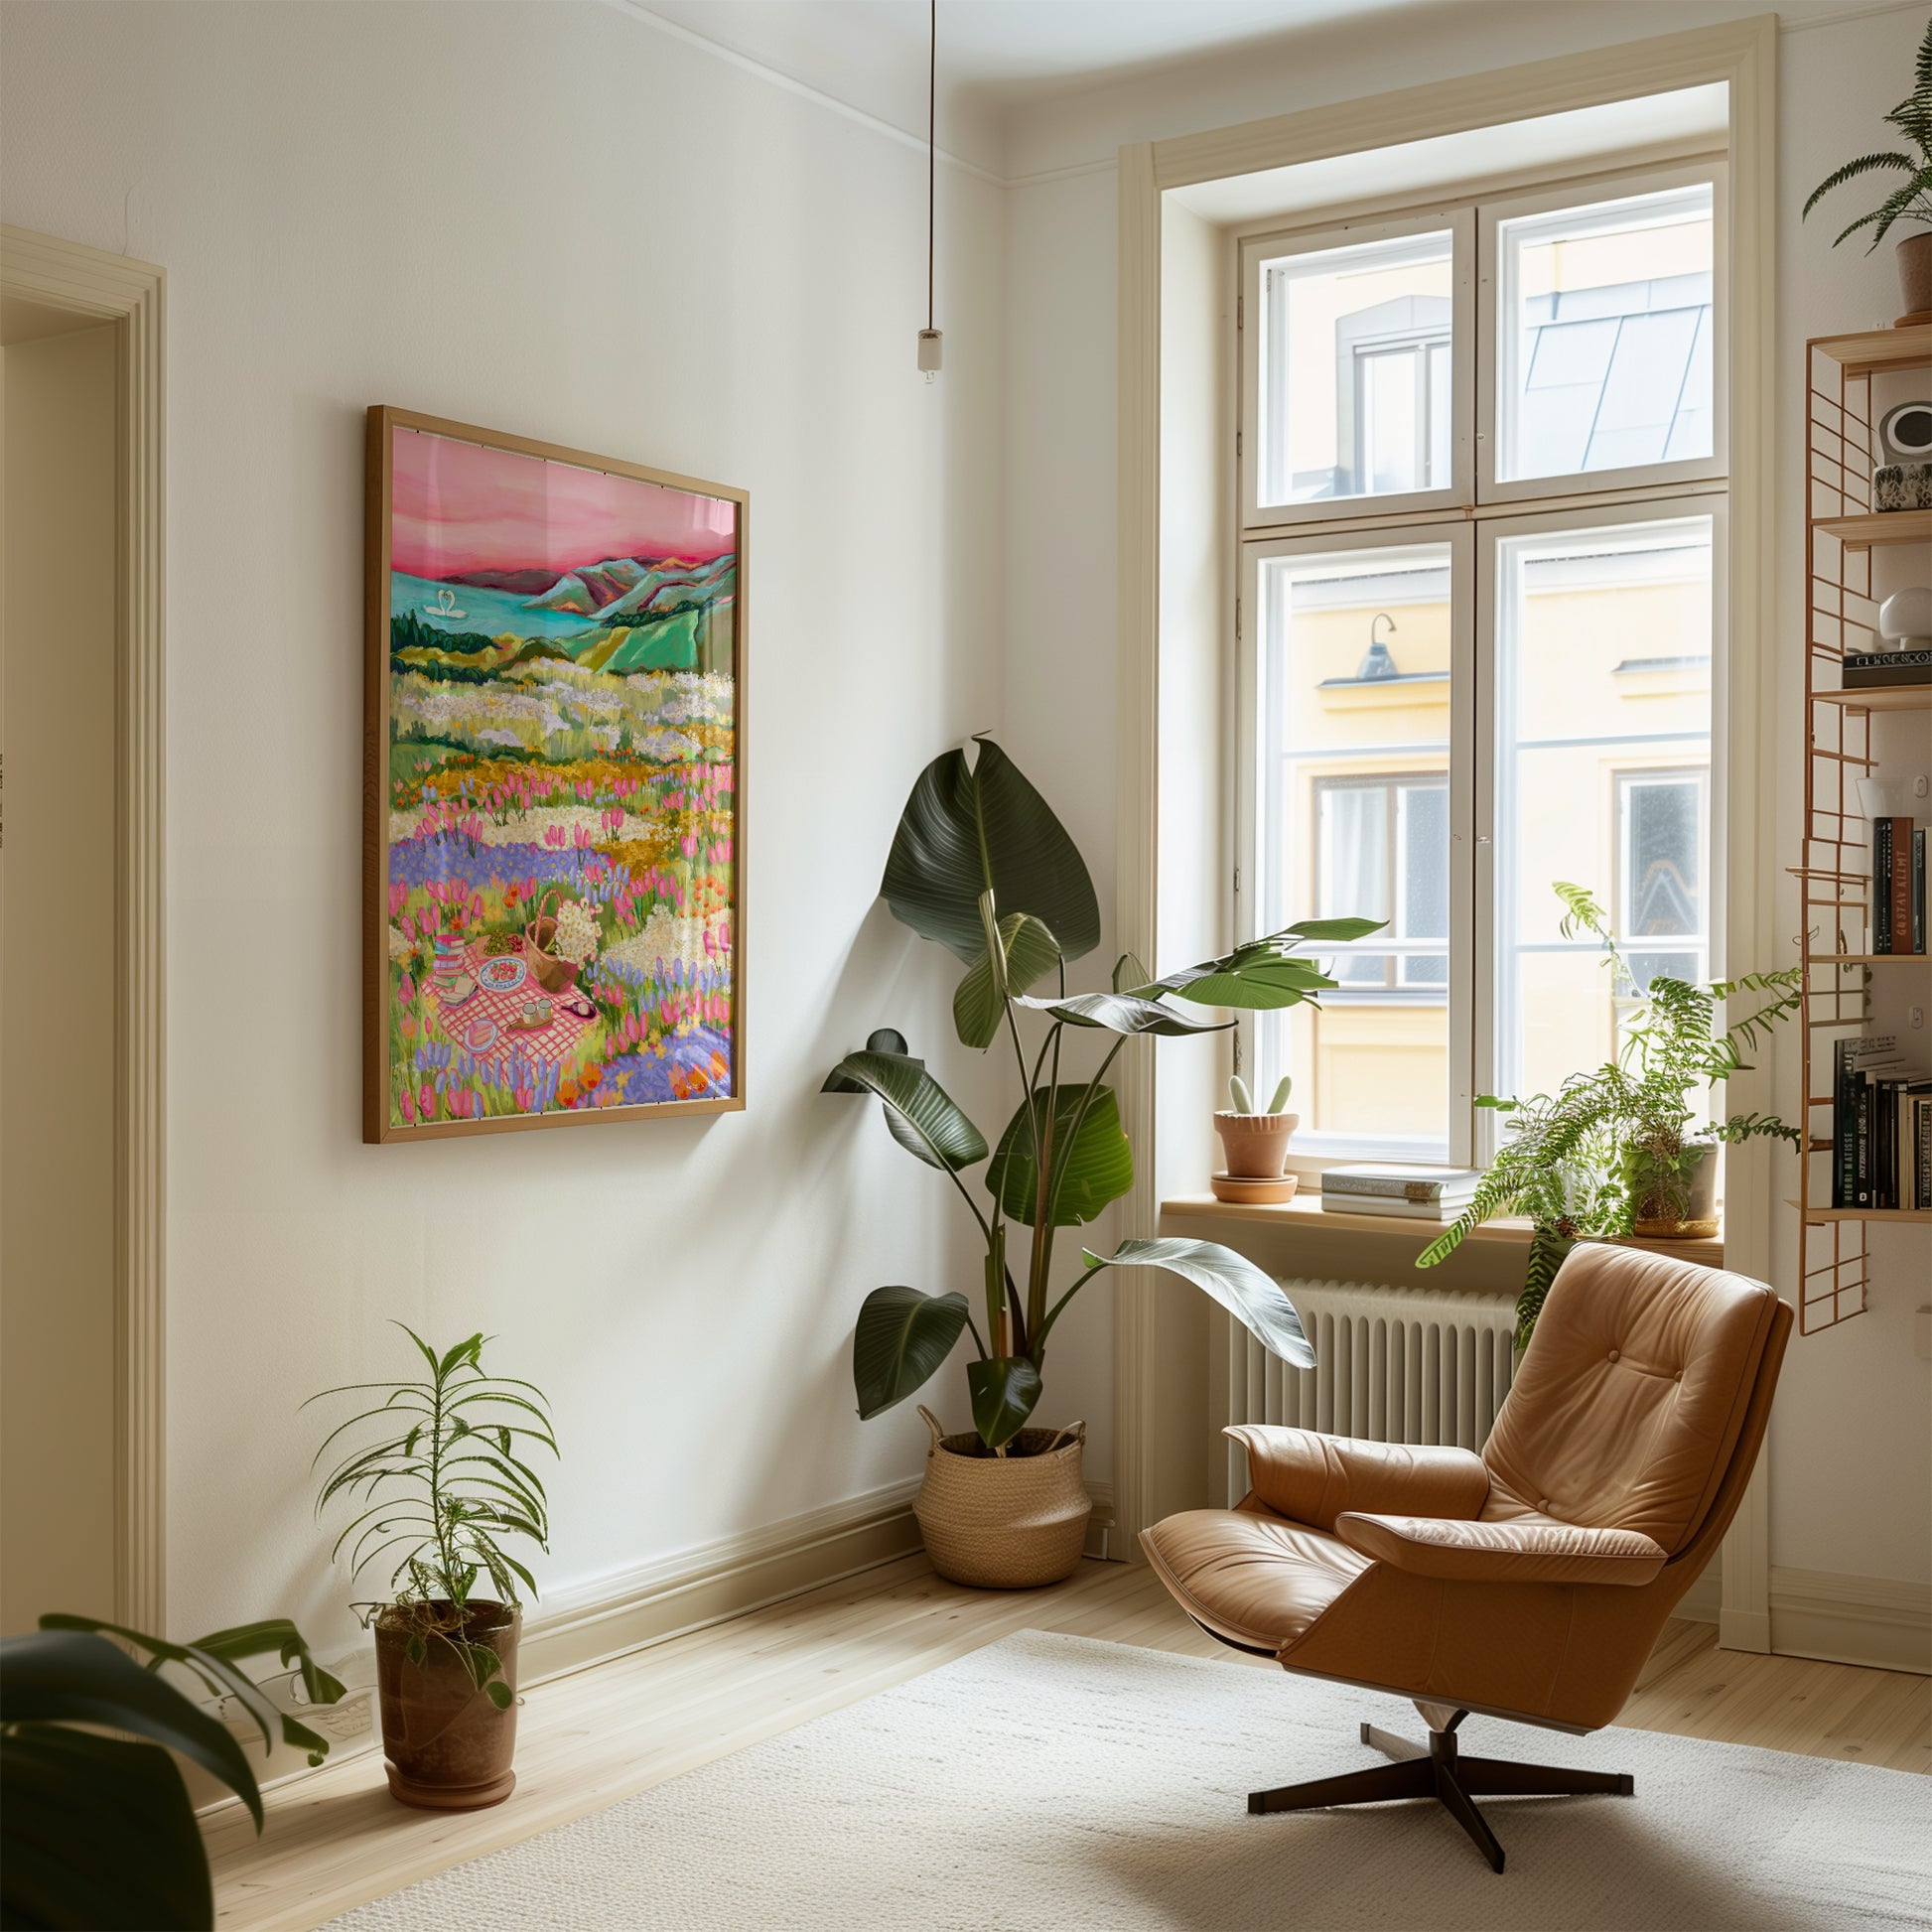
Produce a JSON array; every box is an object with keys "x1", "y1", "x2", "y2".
[{"x1": 1478, "y1": 1244, "x2": 1778, "y2": 1556}]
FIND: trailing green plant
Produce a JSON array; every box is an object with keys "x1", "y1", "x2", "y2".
[
  {"x1": 307, "y1": 1327, "x2": 558, "y2": 1705},
  {"x1": 0, "y1": 1612, "x2": 344, "y2": 1930},
  {"x1": 828, "y1": 736, "x2": 1384, "y2": 1451},
  {"x1": 1228, "y1": 1073, "x2": 1294, "y2": 1115},
  {"x1": 1802, "y1": 16, "x2": 1932, "y2": 251},
  {"x1": 1416, "y1": 882, "x2": 1801, "y2": 1347}
]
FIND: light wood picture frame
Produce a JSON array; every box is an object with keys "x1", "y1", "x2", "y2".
[{"x1": 363, "y1": 406, "x2": 747, "y2": 1142}]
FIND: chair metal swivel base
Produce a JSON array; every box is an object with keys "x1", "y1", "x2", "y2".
[{"x1": 1247, "y1": 1706, "x2": 1635, "y2": 1873}]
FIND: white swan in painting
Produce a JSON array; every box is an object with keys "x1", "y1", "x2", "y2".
[{"x1": 422, "y1": 586, "x2": 468, "y2": 621}]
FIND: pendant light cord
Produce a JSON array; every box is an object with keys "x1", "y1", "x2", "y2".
[{"x1": 926, "y1": 0, "x2": 936, "y2": 332}]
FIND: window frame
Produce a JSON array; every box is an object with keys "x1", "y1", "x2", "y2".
[
  {"x1": 1240, "y1": 207, "x2": 1476, "y2": 531},
  {"x1": 1472, "y1": 491, "x2": 1727, "y2": 1157},
  {"x1": 1235, "y1": 520, "x2": 1476, "y2": 1168},
  {"x1": 1233, "y1": 154, "x2": 1729, "y2": 1172},
  {"x1": 1476, "y1": 160, "x2": 1729, "y2": 505}
]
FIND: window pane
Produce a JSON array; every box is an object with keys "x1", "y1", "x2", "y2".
[
  {"x1": 1259, "y1": 230, "x2": 1452, "y2": 508},
  {"x1": 1493, "y1": 518, "x2": 1713, "y2": 1105},
  {"x1": 1498, "y1": 185, "x2": 1714, "y2": 483},
  {"x1": 1256, "y1": 543, "x2": 1453, "y2": 1153},
  {"x1": 1399, "y1": 782, "x2": 1449, "y2": 986}
]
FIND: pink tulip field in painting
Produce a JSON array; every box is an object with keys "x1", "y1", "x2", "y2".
[{"x1": 369, "y1": 414, "x2": 743, "y2": 1137}]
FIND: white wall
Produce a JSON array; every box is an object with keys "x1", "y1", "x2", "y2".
[
  {"x1": 0, "y1": 0, "x2": 1010, "y2": 1651},
  {"x1": 1002, "y1": 3, "x2": 1932, "y2": 1589}
]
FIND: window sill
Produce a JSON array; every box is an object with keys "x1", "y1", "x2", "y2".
[{"x1": 1162, "y1": 1192, "x2": 1725, "y2": 1268}]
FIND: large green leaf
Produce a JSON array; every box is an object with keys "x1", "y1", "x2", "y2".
[
  {"x1": 1139, "y1": 923, "x2": 1384, "y2": 1010},
  {"x1": 1015, "y1": 991, "x2": 1230, "y2": 1036},
  {"x1": 820, "y1": 1029, "x2": 913, "y2": 1093},
  {"x1": 986, "y1": 1085, "x2": 1132, "y2": 1226},
  {"x1": 853, "y1": 1286, "x2": 969, "y2": 1419},
  {"x1": 0, "y1": 1630, "x2": 261, "y2": 1827},
  {"x1": 954, "y1": 912, "x2": 1062, "y2": 1049},
  {"x1": 1083, "y1": 1238, "x2": 1314, "y2": 1368},
  {"x1": 881, "y1": 739, "x2": 1099, "y2": 966},
  {"x1": 0, "y1": 1727, "x2": 210, "y2": 1931},
  {"x1": 826, "y1": 1050, "x2": 988, "y2": 1172},
  {"x1": 967, "y1": 1356, "x2": 1043, "y2": 1449}
]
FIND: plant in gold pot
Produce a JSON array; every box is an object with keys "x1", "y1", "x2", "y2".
[
  {"x1": 1802, "y1": 17, "x2": 1932, "y2": 319},
  {"x1": 309, "y1": 1328, "x2": 557, "y2": 1810},
  {"x1": 827, "y1": 738, "x2": 1379, "y2": 1587}
]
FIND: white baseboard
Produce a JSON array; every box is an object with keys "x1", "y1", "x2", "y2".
[
  {"x1": 202, "y1": 1472, "x2": 1122, "y2": 1810},
  {"x1": 1770, "y1": 1567, "x2": 1932, "y2": 1676}
]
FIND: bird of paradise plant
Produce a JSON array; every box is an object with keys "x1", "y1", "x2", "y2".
[{"x1": 826, "y1": 737, "x2": 1385, "y2": 1452}]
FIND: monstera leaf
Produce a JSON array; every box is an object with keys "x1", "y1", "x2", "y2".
[
  {"x1": 986, "y1": 1086, "x2": 1133, "y2": 1227},
  {"x1": 1082, "y1": 1238, "x2": 1314, "y2": 1368},
  {"x1": 881, "y1": 739, "x2": 1099, "y2": 967},
  {"x1": 825, "y1": 1049, "x2": 988, "y2": 1173},
  {"x1": 852, "y1": 1286, "x2": 969, "y2": 1418}
]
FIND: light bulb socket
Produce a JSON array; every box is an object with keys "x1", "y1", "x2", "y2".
[{"x1": 917, "y1": 328, "x2": 943, "y2": 375}]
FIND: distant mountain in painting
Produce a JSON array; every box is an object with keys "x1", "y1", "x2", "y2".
[{"x1": 373, "y1": 415, "x2": 742, "y2": 1138}]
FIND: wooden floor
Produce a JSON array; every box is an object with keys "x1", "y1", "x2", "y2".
[{"x1": 206, "y1": 1554, "x2": 1931, "y2": 1932}]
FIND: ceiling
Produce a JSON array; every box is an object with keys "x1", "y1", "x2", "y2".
[{"x1": 629, "y1": 0, "x2": 1445, "y2": 165}]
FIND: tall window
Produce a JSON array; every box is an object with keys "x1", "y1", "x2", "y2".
[{"x1": 1239, "y1": 163, "x2": 1723, "y2": 1163}]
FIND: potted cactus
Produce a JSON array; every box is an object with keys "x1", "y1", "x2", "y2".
[{"x1": 1214, "y1": 1073, "x2": 1300, "y2": 1192}]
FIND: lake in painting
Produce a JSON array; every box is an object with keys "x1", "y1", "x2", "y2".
[{"x1": 374, "y1": 418, "x2": 741, "y2": 1135}]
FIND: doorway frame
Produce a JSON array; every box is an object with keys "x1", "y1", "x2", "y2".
[{"x1": 2, "y1": 225, "x2": 166, "y2": 1631}]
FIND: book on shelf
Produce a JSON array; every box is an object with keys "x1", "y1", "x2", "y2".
[
  {"x1": 1318, "y1": 1165, "x2": 1481, "y2": 1202},
  {"x1": 1869, "y1": 815, "x2": 1926, "y2": 955},
  {"x1": 1842, "y1": 647, "x2": 1932, "y2": 690},
  {"x1": 1830, "y1": 1033, "x2": 1931, "y2": 1210}
]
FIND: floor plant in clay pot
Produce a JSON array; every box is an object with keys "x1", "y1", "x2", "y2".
[
  {"x1": 1415, "y1": 883, "x2": 1800, "y2": 1350},
  {"x1": 308, "y1": 1327, "x2": 557, "y2": 1810},
  {"x1": 826, "y1": 737, "x2": 1379, "y2": 1587}
]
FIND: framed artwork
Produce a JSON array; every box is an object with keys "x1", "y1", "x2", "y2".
[{"x1": 364, "y1": 407, "x2": 746, "y2": 1142}]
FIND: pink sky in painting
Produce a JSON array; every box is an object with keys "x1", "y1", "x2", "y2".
[{"x1": 390, "y1": 426, "x2": 736, "y2": 579}]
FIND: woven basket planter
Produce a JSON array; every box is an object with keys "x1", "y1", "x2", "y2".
[{"x1": 913, "y1": 1407, "x2": 1091, "y2": 1588}]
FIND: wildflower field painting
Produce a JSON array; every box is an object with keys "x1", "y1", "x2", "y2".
[{"x1": 363, "y1": 408, "x2": 745, "y2": 1141}]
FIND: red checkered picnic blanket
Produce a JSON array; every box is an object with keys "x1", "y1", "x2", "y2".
[{"x1": 430, "y1": 941, "x2": 593, "y2": 1070}]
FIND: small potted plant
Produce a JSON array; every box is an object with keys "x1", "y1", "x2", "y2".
[
  {"x1": 308, "y1": 1327, "x2": 557, "y2": 1810},
  {"x1": 1415, "y1": 883, "x2": 1800, "y2": 1349},
  {"x1": 827, "y1": 737, "x2": 1379, "y2": 1587},
  {"x1": 1213, "y1": 1073, "x2": 1300, "y2": 1200},
  {"x1": 1802, "y1": 17, "x2": 1932, "y2": 319}
]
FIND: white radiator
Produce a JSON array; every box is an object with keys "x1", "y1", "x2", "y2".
[{"x1": 1225, "y1": 1278, "x2": 1518, "y2": 1507}]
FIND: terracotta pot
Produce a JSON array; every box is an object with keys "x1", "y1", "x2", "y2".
[
  {"x1": 373, "y1": 1601, "x2": 521, "y2": 1810},
  {"x1": 1213, "y1": 1110, "x2": 1299, "y2": 1178},
  {"x1": 1898, "y1": 229, "x2": 1932, "y2": 320},
  {"x1": 912, "y1": 1407, "x2": 1090, "y2": 1588},
  {"x1": 1625, "y1": 1140, "x2": 1720, "y2": 1239}
]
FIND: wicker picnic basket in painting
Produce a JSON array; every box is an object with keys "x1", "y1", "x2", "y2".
[{"x1": 524, "y1": 888, "x2": 580, "y2": 996}]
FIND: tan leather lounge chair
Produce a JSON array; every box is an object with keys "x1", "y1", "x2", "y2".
[{"x1": 1142, "y1": 1243, "x2": 1791, "y2": 1872}]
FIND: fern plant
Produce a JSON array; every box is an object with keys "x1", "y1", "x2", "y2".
[
  {"x1": 1417, "y1": 883, "x2": 1801, "y2": 1347},
  {"x1": 307, "y1": 1327, "x2": 558, "y2": 1705},
  {"x1": 1802, "y1": 16, "x2": 1932, "y2": 251}
]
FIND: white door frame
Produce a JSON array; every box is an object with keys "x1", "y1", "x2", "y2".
[
  {"x1": 1114, "y1": 17, "x2": 1777, "y2": 1651},
  {"x1": 2, "y1": 225, "x2": 167, "y2": 1632}
]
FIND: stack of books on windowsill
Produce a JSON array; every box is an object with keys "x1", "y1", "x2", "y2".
[{"x1": 1319, "y1": 1166, "x2": 1482, "y2": 1220}]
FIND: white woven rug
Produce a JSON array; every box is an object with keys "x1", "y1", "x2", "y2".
[{"x1": 328, "y1": 1630, "x2": 1931, "y2": 1931}]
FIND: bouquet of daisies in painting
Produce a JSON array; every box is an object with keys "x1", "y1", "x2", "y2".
[{"x1": 367, "y1": 411, "x2": 746, "y2": 1140}]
